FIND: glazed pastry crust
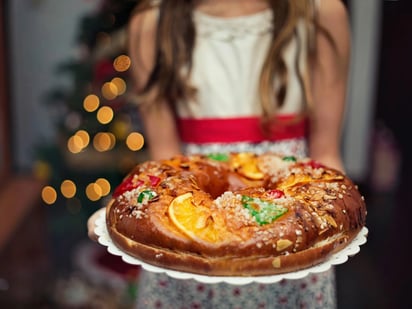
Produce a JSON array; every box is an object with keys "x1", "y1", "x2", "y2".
[{"x1": 106, "y1": 153, "x2": 367, "y2": 276}]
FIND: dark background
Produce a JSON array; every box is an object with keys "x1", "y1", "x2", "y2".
[{"x1": 337, "y1": 1, "x2": 412, "y2": 308}]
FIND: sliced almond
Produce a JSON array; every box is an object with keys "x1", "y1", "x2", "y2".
[
  {"x1": 272, "y1": 257, "x2": 281, "y2": 268},
  {"x1": 276, "y1": 239, "x2": 293, "y2": 251},
  {"x1": 323, "y1": 194, "x2": 337, "y2": 200},
  {"x1": 324, "y1": 214, "x2": 338, "y2": 228}
]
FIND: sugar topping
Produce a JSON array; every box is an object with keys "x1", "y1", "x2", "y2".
[{"x1": 214, "y1": 192, "x2": 255, "y2": 226}]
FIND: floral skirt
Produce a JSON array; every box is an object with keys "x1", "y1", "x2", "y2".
[{"x1": 136, "y1": 270, "x2": 336, "y2": 309}]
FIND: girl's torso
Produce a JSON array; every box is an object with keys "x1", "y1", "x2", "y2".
[{"x1": 177, "y1": 8, "x2": 309, "y2": 119}]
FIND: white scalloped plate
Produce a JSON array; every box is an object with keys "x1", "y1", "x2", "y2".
[{"x1": 95, "y1": 210, "x2": 368, "y2": 285}]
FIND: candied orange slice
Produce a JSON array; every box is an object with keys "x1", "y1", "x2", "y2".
[
  {"x1": 168, "y1": 193, "x2": 227, "y2": 243},
  {"x1": 230, "y1": 152, "x2": 264, "y2": 180}
]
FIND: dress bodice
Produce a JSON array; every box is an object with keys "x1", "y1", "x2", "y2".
[{"x1": 176, "y1": 9, "x2": 310, "y2": 119}]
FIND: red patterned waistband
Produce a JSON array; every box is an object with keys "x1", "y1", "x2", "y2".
[{"x1": 177, "y1": 116, "x2": 307, "y2": 143}]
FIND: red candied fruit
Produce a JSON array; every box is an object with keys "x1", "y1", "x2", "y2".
[
  {"x1": 305, "y1": 160, "x2": 325, "y2": 169},
  {"x1": 113, "y1": 175, "x2": 143, "y2": 197},
  {"x1": 148, "y1": 175, "x2": 161, "y2": 187},
  {"x1": 267, "y1": 189, "x2": 285, "y2": 199},
  {"x1": 113, "y1": 174, "x2": 161, "y2": 197}
]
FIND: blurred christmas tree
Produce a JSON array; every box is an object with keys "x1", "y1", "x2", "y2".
[
  {"x1": 27, "y1": 0, "x2": 147, "y2": 300},
  {"x1": 36, "y1": 0, "x2": 148, "y2": 214},
  {"x1": 34, "y1": 0, "x2": 148, "y2": 277}
]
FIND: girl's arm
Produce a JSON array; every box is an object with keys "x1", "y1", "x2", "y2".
[
  {"x1": 309, "y1": 0, "x2": 351, "y2": 172},
  {"x1": 128, "y1": 7, "x2": 182, "y2": 160}
]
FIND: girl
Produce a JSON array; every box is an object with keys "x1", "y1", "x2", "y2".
[{"x1": 90, "y1": 0, "x2": 351, "y2": 307}]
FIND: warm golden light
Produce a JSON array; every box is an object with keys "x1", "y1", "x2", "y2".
[
  {"x1": 96, "y1": 106, "x2": 114, "y2": 124},
  {"x1": 93, "y1": 132, "x2": 115, "y2": 152},
  {"x1": 95, "y1": 178, "x2": 111, "y2": 196},
  {"x1": 86, "y1": 183, "x2": 102, "y2": 201},
  {"x1": 101, "y1": 82, "x2": 118, "y2": 100},
  {"x1": 126, "y1": 132, "x2": 145, "y2": 151},
  {"x1": 60, "y1": 180, "x2": 77, "y2": 199},
  {"x1": 83, "y1": 94, "x2": 100, "y2": 112},
  {"x1": 111, "y1": 77, "x2": 127, "y2": 95},
  {"x1": 67, "y1": 135, "x2": 84, "y2": 153},
  {"x1": 42, "y1": 186, "x2": 57, "y2": 205},
  {"x1": 113, "y1": 54, "x2": 131, "y2": 72},
  {"x1": 75, "y1": 130, "x2": 90, "y2": 148}
]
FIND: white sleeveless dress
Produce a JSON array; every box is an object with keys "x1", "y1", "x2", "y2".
[{"x1": 136, "y1": 4, "x2": 337, "y2": 309}]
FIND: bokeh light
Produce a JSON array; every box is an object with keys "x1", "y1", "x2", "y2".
[
  {"x1": 93, "y1": 132, "x2": 115, "y2": 152},
  {"x1": 60, "y1": 180, "x2": 77, "y2": 199},
  {"x1": 126, "y1": 132, "x2": 145, "y2": 151},
  {"x1": 75, "y1": 130, "x2": 90, "y2": 148},
  {"x1": 96, "y1": 106, "x2": 114, "y2": 124},
  {"x1": 111, "y1": 77, "x2": 127, "y2": 95},
  {"x1": 86, "y1": 183, "x2": 102, "y2": 201},
  {"x1": 95, "y1": 178, "x2": 111, "y2": 196},
  {"x1": 67, "y1": 135, "x2": 84, "y2": 154},
  {"x1": 41, "y1": 186, "x2": 57, "y2": 205},
  {"x1": 83, "y1": 94, "x2": 100, "y2": 112},
  {"x1": 101, "y1": 82, "x2": 118, "y2": 100},
  {"x1": 113, "y1": 54, "x2": 131, "y2": 72}
]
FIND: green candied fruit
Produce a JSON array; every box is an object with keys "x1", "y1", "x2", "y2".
[
  {"x1": 241, "y1": 195, "x2": 288, "y2": 226},
  {"x1": 207, "y1": 153, "x2": 229, "y2": 162},
  {"x1": 137, "y1": 190, "x2": 157, "y2": 203},
  {"x1": 282, "y1": 156, "x2": 297, "y2": 162}
]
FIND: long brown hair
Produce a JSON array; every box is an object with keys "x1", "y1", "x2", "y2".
[{"x1": 132, "y1": 0, "x2": 333, "y2": 127}]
